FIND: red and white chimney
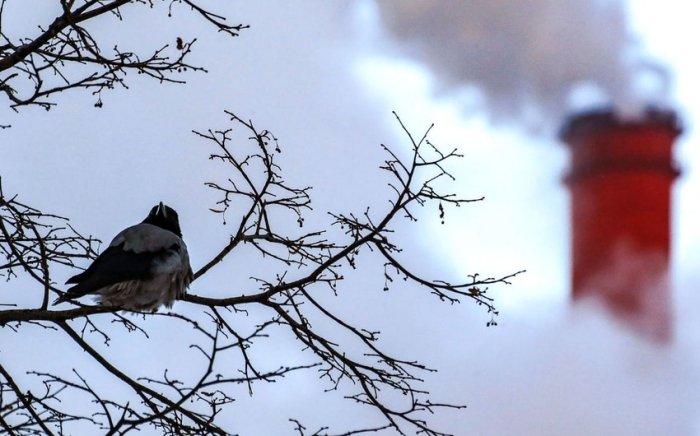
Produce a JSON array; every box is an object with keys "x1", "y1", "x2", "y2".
[{"x1": 560, "y1": 108, "x2": 682, "y2": 341}]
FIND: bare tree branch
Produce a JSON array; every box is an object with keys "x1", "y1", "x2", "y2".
[
  {"x1": 1, "y1": 110, "x2": 521, "y2": 434},
  {"x1": 0, "y1": 0, "x2": 248, "y2": 120},
  {"x1": 1, "y1": 5, "x2": 522, "y2": 435}
]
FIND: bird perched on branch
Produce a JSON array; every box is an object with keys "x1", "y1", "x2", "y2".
[{"x1": 55, "y1": 203, "x2": 192, "y2": 311}]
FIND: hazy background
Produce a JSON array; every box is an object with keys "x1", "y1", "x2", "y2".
[{"x1": 1, "y1": 1, "x2": 699, "y2": 434}]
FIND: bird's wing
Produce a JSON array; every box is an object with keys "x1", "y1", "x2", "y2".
[
  {"x1": 109, "y1": 223, "x2": 182, "y2": 254},
  {"x1": 60, "y1": 224, "x2": 183, "y2": 301}
]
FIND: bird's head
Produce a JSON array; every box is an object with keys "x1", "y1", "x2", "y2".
[{"x1": 143, "y1": 202, "x2": 183, "y2": 237}]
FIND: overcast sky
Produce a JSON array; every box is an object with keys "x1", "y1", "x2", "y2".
[{"x1": 2, "y1": 1, "x2": 700, "y2": 434}]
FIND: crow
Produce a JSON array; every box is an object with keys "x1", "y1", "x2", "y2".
[{"x1": 55, "y1": 202, "x2": 192, "y2": 311}]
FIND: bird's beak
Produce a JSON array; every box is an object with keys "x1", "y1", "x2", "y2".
[{"x1": 157, "y1": 201, "x2": 167, "y2": 218}]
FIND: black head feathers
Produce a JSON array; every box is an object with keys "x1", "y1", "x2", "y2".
[{"x1": 142, "y1": 202, "x2": 182, "y2": 237}]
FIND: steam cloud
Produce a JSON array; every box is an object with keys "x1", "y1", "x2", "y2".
[{"x1": 375, "y1": 0, "x2": 670, "y2": 128}]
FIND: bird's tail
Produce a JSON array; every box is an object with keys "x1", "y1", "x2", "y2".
[
  {"x1": 52, "y1": 293, "x2": 72, "y2": 306},
  {"x1": 52, "y1": 286, "x2": 83, "y2": 306}
]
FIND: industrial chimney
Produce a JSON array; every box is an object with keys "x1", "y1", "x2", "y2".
[{"x1": 560, "y1": 107, "x2": 682, "y2": 341}]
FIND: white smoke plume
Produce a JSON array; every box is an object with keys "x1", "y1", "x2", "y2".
[{"x1": 374, "y1": 0, "x2": 670, "y2": 129}]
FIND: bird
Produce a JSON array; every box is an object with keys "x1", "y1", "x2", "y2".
[{"x1": 54, "y1": 202, "x2": 192, "y2": 311}]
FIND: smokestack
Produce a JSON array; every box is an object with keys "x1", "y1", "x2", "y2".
[{"x1": 560, "y1": 107, "x2": 682, "y2": 341}]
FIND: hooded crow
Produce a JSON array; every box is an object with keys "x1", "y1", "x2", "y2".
[{"x1": 55, "y1": 202, "x2": 192, "y2": 311}]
